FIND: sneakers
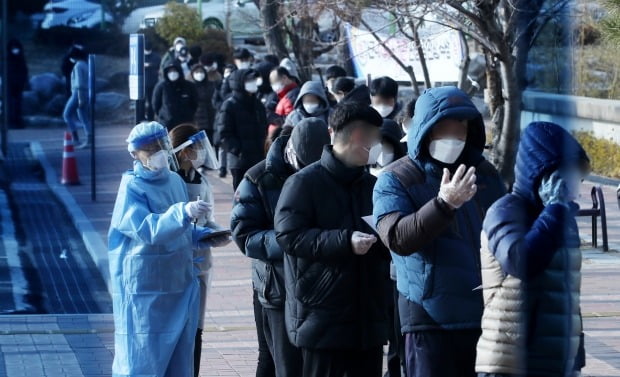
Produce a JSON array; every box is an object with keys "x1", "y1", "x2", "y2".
[{"x1": 76, "y1": 140, "x2": 91, "y2": 149}]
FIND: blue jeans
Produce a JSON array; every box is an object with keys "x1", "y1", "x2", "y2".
[{"x1": 63, "y1": 89, "x2": 90, "y2": 135}]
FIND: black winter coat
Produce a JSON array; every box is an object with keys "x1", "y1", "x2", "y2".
[
  {"x1": 152, "y1": 66, "x2": 198, "y2": 130},
  {"x1": 274, "y1": 146, "x2": 391, "y2": 350},
  {"x1": 193, "y1": 80, "x2": 217, "y2": 133},
  {"x1": 231, "y1": 136, "x2": 293, "y2": 309},
  {"x1": 215, "y1": 69, "x2": 267, "y2": 170}
]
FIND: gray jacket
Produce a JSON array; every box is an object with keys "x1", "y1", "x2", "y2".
[{"x1": 284, "y1": 81, "x2": 330, "y2": 127}]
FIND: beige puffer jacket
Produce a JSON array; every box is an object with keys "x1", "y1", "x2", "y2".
[{"x1": 476, "y1": 230, "x2": 582, "y2": 376}]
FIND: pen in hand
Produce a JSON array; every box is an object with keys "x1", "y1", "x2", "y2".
[{"x1": 194, "y1": 195, "x2": 200, "y2": 231}]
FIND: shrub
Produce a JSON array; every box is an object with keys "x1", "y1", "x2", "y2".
[
  {"x1": 574, "y1": 131, "x2": 620, "y2": 179},
  {"x1": 154, "y1": 2, "x2": 232, "y2": 62},
  {"x1": 192, "y1": 29, "x2": 233, "y2": 63},
  {"x1": 139, "y1": 27, "x2": 169, "y2": 55},
  {"x1": 155, "y1": 2, "x2": 204, "y2": 45}
]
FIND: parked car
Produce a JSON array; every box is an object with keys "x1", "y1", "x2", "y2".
[
  {"x1": 40, "y1": 0, "x2": 114, "y2": 29},
  {"x1": 122, "y1": 0, "x2": 263, "y2": 42}
]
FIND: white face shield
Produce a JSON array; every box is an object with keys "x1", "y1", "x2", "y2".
[
  {"x1": 128, "y1": 128, "x2": 179, "y2": 171},
  {"x1": 172, "y1": 130, "x2": 220, "y2": 170}
]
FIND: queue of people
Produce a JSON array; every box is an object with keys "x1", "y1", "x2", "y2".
[{"x1": 108, "y1": 35, "x2": 589, "y2": 377}]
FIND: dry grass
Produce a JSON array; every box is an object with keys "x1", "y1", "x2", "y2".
[{"x1": 574, "y1": 131, "x2": 620, "y2": 178}]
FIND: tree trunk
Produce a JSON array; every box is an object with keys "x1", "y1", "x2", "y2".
[
  {"x1": 288, "y1": 14, "x2": 315, "y2": 82},
  {"x1": 411, "y1": 23, "x2": 431, "y2": 89},
  {"x1": 338, "y1": 23, "x2": 356, "y2": 76},
  {"x1": 494, "y1": 58, "x2": 521, "y2": 188},
  {"x1": 259, "y1": 0, "x2": 288, "y2": 59},
  {"x1": 457, "y1": 31, "x2": 470, "y2": 91}
]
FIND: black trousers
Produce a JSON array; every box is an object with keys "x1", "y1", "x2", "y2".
[
  {"x1": 145, "y1": 84, "x2": 155, "y2": 121},
  {"x1": 404, "y1": 329, "x2": 481, "y2": 377},
  {"x1": 385, "y1": 280, "x2": 405, "y2": 377},
  {"x1": 302, "y1": 346, "x2": 383, "y2": 377},
  {"x1": 253, "y1": 290, "x2": 275, "y2": 377},
  {"x1": 262, "y1": 307, "x2": 303, "y2": 377},
  {"x1": 8, "y1": 89, "x2": 24, "y2": 128},
  {"x1": 194, "y1": 328, "x2": 202, "y2": 377}
]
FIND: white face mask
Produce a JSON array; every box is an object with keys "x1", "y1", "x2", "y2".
[
  {"x1": 237, "y1": 61, "x2": 251, "y2": 69},
  {"x1": 402, "y1": 119, "x2": 413, "y2": 135},
  {"x1": 192, "y1": 72, "x2": 206, "y2": 82},
  {"x1": 373, "y1": 104, "x2": 394, "y2": 118},
  {"x1": 376, "y1": 144, "x2": 395, "y2": 167},
  {"x1": 175, "y1": 43, "x2": 184, "y2": 52},
  {"x1": 167, "y1": 71, "x2": 180, "y2": 82},
  {"x1": 564, "y1": 179, "x2": 581, "y2": 202},
  {"x1": 284, "y1": 140, "x2": 301, "y2": 171},
  {"x1": 365, "y1": 143, "x2": 382, "y2": 165},
  {"x1": 11, "y1": 48, "x2": 20, "y2": 55},
  {"x1": 303, "y1": 102, "x2": 320, "y2": 114},
  {"x1": 146, "y1": 150, "x2": 170, "y2": 171},
  {"x1": 326, "y1": 81, "x2": 334, "y2": 94},
  {"x1": 429, "y1": 138, "x2": 466, "y2": 164},
  {"x1": 245, "y1": 81, "x2": 259, "y2": 93},
  {"x1": 271, "y1": 82, "x2": 284, "y2": 93},
  {"x1": 191, "y1": 149, "x2": 207, "y2": 170}
]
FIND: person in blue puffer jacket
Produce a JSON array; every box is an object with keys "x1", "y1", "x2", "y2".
[
  {"x1": 475, "y1": 121, "x2": 588, "y2": 377},
  {"x1": 373, "y1": 86, "x2": 505, "y2": 377}
]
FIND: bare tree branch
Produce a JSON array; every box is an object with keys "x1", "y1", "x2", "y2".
[{"x1": 359, "y1": 18, "x2": 420, "y2": 94}]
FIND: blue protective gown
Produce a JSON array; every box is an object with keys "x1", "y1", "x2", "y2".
[{"x1": 108, "y1": 160, "x2": 199, "y2": 377}]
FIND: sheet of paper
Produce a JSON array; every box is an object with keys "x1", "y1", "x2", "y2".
[{"x1": 361, "y1": 215, "x2": 378, "y2": 233}]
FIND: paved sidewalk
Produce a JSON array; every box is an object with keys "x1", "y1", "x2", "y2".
[{"x1": 0, "y1": 123, "x2": 619, "y2": 376}]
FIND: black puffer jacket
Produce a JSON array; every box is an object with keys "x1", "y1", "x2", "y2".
[
  {"x1": 231, "y1": 135, "x2": 293, "y2": 309},
  {"x1": 342, "y1": 84, "x2": 371, "y2": 106},
  {"x1": 215, "y1": 69, "x2": 268, "y2": 170},
  {"x1": 152, "y1": 64, "x2": 198, "y2": 130},
  {"x1": 274, "y1": 146, "x2": 391, "y2": 350},
  {"x1": 191, "y1": 66, "x2": 217, "y2": 135}
]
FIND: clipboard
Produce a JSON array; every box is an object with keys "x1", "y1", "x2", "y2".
[{"x1": 200, "y1": 229, "x2": 232, "y2": 241}]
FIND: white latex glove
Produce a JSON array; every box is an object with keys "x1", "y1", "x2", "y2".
[
  {"x1": 184, "y1": 200, "x2": 210, "y2": 219},
  {"x1": 438, "y1": 164, "x2": 477, "y2": 209},
  {"x1": 351, "y1": 231, "x2": 377, "y2": 255}
]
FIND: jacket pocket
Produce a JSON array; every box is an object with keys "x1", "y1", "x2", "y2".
[
  {"x1": 263, "y1": 263, "x2": 285, "y2": 307},
  {"x1": 422, "y1": 261, "x2": 435, "y2": 300},
  {"x1": 297, "y1": 266, "x2": 337, "y2": 307}
]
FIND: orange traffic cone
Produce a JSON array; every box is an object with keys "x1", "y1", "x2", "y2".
[{"x1": 61, "y1": 131, "x2": 80, "y2": 185}]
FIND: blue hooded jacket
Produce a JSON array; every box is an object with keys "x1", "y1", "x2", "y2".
[
  {"x1": 478, "y1": 121, "x2": 587, "y2": 375},
  {"x1": 484, "y1": 121, "x2": 587, "y2": 279},
  {"x1": 373, "y1": 86, "x2": 505, "y2": 332}
]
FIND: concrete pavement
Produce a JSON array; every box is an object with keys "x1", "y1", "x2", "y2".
[{"x1": 0, "y1": 123, "x2": 619, "y2": 376}]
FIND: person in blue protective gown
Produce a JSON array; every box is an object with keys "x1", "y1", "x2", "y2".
[{"x1": 108, "y1": 121, "x2": 214, "y2": 377}]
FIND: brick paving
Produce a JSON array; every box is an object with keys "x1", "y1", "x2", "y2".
[{"x1": 0, "y1": 123, "x2": 617, "y2": 376}]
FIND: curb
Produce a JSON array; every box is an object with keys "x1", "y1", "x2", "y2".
[
  {"x1": 29, "y1": 142, "x2": 111, "y2": 296},
  {"x1": 587, "y1": 174, "x2": 620, "y2": 188}
]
